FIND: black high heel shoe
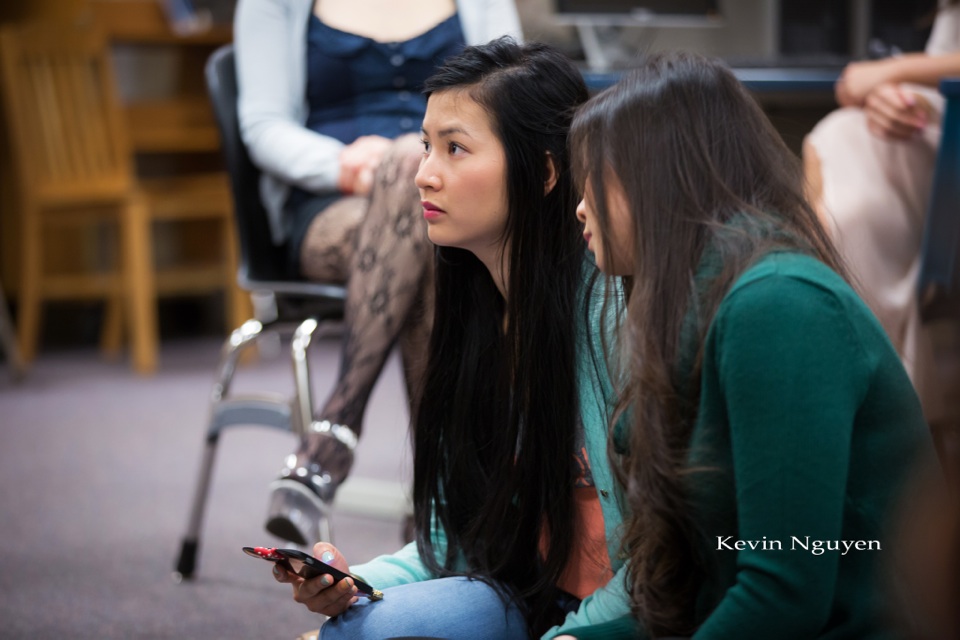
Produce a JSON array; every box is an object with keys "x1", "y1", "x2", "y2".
[{"x1": 265, "y1": 420, "x2": 357, "y2": 546}]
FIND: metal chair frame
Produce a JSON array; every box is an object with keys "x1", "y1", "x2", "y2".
[{"x1": 174, "y1": 45, "x2": 347, "y2": 581}]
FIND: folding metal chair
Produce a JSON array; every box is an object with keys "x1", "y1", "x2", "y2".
[{"x1": 174, "y1": 45, "x2": 347, "y2": 581}]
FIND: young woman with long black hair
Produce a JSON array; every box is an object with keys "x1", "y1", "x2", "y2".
[
  {"x1": 269, "y1": 38, "x2": 632, "y2": 639},
  {"x1": 564, "y1": 51, "x2": 933, "y2": 639},
  {"x1": 236, "y1": 0, "x2": 522, "y2": 546}
]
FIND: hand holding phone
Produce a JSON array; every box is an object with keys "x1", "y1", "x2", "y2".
[{"x1": 242, "y1": 546, "x2": 383, "y2": 601}]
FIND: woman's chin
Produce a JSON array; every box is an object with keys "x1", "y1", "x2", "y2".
[{"x1": 426, "y1": 228, "x2": 463, "y2": 252}]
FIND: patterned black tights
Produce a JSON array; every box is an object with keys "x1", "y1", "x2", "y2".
[{"x1": 298, "y1": 134, "x2": 432, "y2": 457}]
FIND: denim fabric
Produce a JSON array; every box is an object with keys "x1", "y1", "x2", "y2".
[{"x1": 320, "y1": 576, "x2": 529, "y2": 640}]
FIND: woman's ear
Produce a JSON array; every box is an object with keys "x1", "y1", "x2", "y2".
[{"x1": 544, "y1": 152, "x2": 558, "y2": 196}]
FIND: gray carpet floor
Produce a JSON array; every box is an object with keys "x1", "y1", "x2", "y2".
[{"x1": 0, "y1": 334, "x2": 412, "y2": 639}]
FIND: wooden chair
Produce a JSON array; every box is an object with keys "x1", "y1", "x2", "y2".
[{"x1": 0, "y1": 19, "x2": 245, "y2": 374}]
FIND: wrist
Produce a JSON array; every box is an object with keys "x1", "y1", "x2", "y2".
[
  {"x1": 885, "y1": 53, "x2": 925, "y2": 86},
  {"x1": 336, "y1": 167, "x2": 355, "y2": 195}
]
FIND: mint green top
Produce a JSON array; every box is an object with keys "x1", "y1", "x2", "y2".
[
  {"x1": 572, "y1": 252, "x2": 930, "y2": 640},
  {"x1": 350, "y1": 273, "x2": 632, "y2": 638}
]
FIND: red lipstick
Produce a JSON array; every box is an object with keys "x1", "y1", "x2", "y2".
[{"x1": 422, "y1": 201, "x2": 445, "y2": 220}]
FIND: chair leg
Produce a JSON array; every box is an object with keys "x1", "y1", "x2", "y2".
[
  {"x1": 174, "y1": 432, "x2": 221, "y2": 582},
  {"x1": 173, "y1": 318, "x2": 350, "y2": 579},
  {"x1": 17, "y1": 204, "x2": 43, "y2": 364},
  {"x1": 291, "y1": 318, "x2": 320, "y2": 438},
  {"x1": 99, "y1": 286, "x2": 124, "y2": 360},
  {"x1": 174, "y1": 320, "x2": 268, "y2": 581},
  {"x1": 0, "y1": 282, "x2": 26, "y2": 380},
  {"x1": 121, "y1": 195, "x2": 158, "y2": 375},
  {"x1": 288, "y1": 318, "x2": 338, "y2": 545}
]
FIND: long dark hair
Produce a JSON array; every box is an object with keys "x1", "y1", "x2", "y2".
[
  {"x1": 570, "y1": 51, "x2": 848, "y2": 636},
  {"x1": 412, "y1": 37, "x2": 589, "y2": 636}
]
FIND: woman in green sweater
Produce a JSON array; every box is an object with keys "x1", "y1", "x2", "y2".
[{"x1": 565, "y1": 51, "x2": 933, "y2": 639}]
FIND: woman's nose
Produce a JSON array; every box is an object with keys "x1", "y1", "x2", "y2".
[
  {"x1": 575, "y1": 197, "x2": 587, "y2": 223},
  {"x1": 414, "y1": 156, "x2": 438, "y2": 191}
]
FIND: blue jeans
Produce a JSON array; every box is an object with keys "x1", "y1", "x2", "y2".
[{"x1": 320, "y1": 576, "x2": 529, "y2": 640}]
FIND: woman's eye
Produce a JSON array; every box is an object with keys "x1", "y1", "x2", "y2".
[
  {"x1": 448, "y1": 142, "x2": 464, "y2": 155},
  {"x1": 420, "y1": 139, "x2": 431, "y2": 153}
]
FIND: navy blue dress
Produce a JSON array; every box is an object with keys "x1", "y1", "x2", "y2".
[{"x1": 285, "y1": 14, "x2": 466, "y2": 274}]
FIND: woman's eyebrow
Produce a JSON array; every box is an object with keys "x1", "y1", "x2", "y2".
[{"x1": 422, "y1": 124, "x2": 471, "y2": 138}]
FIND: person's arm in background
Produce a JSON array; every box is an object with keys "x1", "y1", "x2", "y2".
[
  {"x1": 833, "y1": 52, "x2": 960, "y2": 140},
  {"x1": 833, "y1": 1, "x2": 960, "y2": 140},
  {"x1": 234, "y1": 0, "x2": 345, "y2": 193},
  {"x1": 836, "y1": 52, "x2": 960, "y2": 106}
]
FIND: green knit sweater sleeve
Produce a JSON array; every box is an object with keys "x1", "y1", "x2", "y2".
[{"x1": 693, "y1": 264, "x2": 873, "y2": 638}]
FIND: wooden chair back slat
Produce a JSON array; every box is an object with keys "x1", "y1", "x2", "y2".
[
  {"x1": 78, "y1": 60, "x2": 116, "y2": 176},
  {"x1": 27, "y1": 57, "x2": 66, "y2": 182},
  {"x1": 55, "y1": 55, "x2": 89, "y2": 179},
  {"x1": 0, "y1": 21, "x2": 131, "y2": 203}
]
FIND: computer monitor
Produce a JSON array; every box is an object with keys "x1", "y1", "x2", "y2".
[{"x1": 556, "y1": 0, "x2": 721, "y2": 20}]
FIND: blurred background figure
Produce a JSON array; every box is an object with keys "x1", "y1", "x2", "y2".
[{"x1": 803, "y1": 1, "x2": 960, "y2": 425}]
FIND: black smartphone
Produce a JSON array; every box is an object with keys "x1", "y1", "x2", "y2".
[{"x1": 242, "y1": 546, "x2": 383, "y2": 600}]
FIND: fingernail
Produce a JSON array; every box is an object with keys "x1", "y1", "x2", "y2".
[
  {"x1": 272, "y1": 565, "x2": 282, "y2": 578},
  {"x1": 320, "y1": 575, "x2": 332, "y2": 587},
  {"x1": 320, "y1": 551, "x2": 335, "y2": 563}
]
